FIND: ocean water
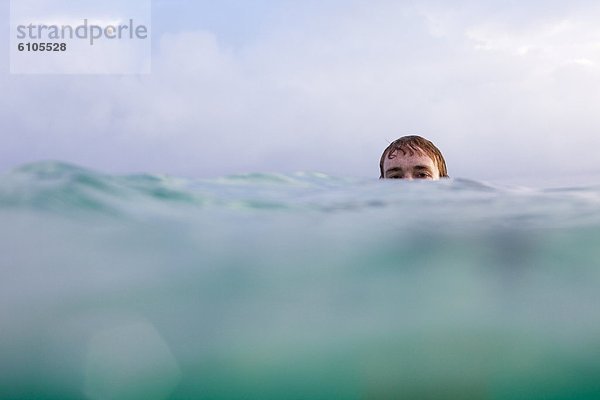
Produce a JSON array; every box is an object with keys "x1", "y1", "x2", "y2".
[{"x1": 2, "y1": 161, "x2": 600, "y2": 400}]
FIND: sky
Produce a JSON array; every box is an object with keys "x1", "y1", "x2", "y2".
[{"x1": 2, "y1": 0, "x2": 600, "y2": 184}]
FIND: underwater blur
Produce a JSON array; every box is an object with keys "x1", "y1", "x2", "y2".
[{"x1": 2, "y1": 161, "x2": 600, "y2": 400}]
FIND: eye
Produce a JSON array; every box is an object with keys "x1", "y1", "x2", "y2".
[
  {"x1": 416, "y1": 173, "x2": 431, "y2": 179},
  {"x1": 389, "y1": 175, "x2": 402, "y2": 179}
]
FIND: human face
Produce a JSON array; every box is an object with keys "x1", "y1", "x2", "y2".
[{"x1": 382, "y1": 150, "x2": 440, "y2": 180}]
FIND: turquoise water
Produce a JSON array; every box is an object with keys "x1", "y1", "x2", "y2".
[{"x1": 2, "y1": 161, "x2": 600, "y2": 399}]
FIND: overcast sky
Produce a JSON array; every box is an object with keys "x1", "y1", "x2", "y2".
[{"x1": 2, "y1": 0, "x2": 600, "y2": 184}]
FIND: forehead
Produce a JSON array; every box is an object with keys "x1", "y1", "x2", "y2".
[{"x1": 383, "y1": 149, "x2": 437, "y2": 171}]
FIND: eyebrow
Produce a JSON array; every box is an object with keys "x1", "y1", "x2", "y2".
[
  {"x1": 413, "y1": 165, "x2": 433, "y2": 171},
  {"x1": 385, "y1": 167, "x2": 403, "y2": 173},
  {"x1": 385, "y1": 165, "x2": 433, "y2": 174}
]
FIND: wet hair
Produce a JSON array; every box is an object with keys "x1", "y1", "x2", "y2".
[{"x1": 379, "y1": 135, "x2": 448, "y2": 178}]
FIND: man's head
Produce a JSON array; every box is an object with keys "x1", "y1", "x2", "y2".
[{"x1": 379, "y1": 135, "x2": 448, "y2": 180}]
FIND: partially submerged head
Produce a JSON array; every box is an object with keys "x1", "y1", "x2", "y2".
[{"x1": 379, "y1": 135, "x2": 448, "y2": 180}]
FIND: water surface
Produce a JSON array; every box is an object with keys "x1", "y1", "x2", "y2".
[{"x1": 2, "y1": 161, "x2": 600, "y2": 399}]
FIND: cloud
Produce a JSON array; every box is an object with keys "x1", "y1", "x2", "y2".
[{"x1": 3, "y1": 1, "x2": 600, "y2": 183}]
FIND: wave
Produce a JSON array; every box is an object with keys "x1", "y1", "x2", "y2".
[{"x1": 1, "y1": 161, "x2": 600, "y2": 229}]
